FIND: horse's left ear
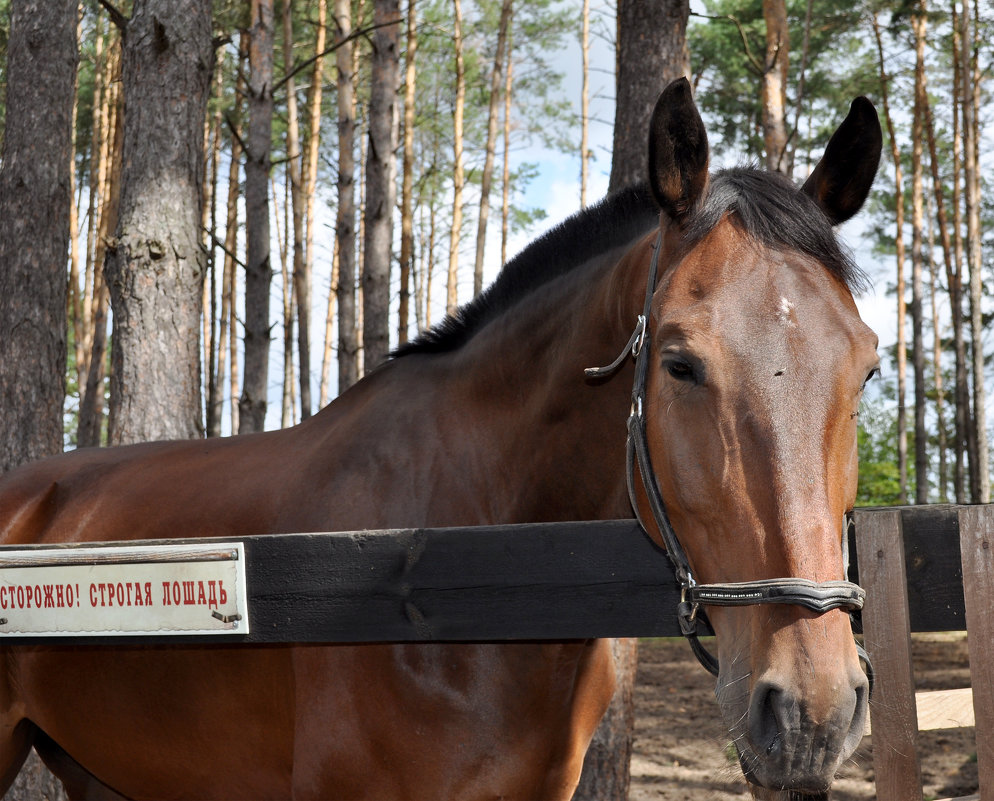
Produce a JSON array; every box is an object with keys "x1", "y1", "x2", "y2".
[
  {"x1": 648, "y1": 77, "x2": 710, "y2": 223},
  {"x1": 801, "y1": 97, "x2": 882, "y2": 225}
]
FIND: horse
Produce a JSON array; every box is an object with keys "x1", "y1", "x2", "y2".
[{"x1": 0, "y1": 78, "x2": 882, "y2": 800}]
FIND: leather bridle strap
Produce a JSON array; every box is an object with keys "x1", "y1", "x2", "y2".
[{"x1": 589, "y1": 231, "x2": 870, "y2": 683}]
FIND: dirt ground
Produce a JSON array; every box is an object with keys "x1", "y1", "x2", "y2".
[{"x1": 630, "y1": 634, "x2": 978, "y2": 800}]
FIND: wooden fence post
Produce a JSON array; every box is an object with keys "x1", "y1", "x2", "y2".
[
  {"x1": 853, "y1": 508, "x2": 923, "y2": 801},
  {"x1": 957, "y1": 505, "x2": 994, "y2": 795}
]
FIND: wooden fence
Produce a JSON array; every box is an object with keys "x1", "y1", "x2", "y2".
[{"x1": 0, "y1": 506, "x2": 988, "y2": 799}]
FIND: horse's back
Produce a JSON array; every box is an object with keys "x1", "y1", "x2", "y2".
[
  {"x1": 0, "y1": 427, "x2": 314, "y2": 546},
  {"x1": 0, "y1": 389, "x2": 615, "y2": 799}
]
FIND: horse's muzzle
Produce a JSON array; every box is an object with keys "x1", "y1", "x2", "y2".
[{"x1": 736, "y1": 669, "x2": 868, "y2": 795}]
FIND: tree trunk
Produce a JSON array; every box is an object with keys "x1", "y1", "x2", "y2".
[
  {"x1": 872, "y1": 14, "x2": 908, "y2": 504},
  {"x1": 320, "y1": 240, "x2": 339, "y2": 406},
  {"x1": 447, "y1": 0, "x2": 466, "y2": 314},
  {"x1": 951, "y1": 0, "x2": 969, "y2": 502},
  {"x1": 580, "y1": 0, "x2": 590, "y2": 208},
  {"x1": 80, "y1": 14, "x2": 106, "y2": 385},
  {"x1": 204, "y1": 51, "x2": 224, "y2": 438},
  {"x1": 609, "y1": 0, "x2": 689, "y2": 193},
  {"x1": 924, "y1": 79, "x2": 966, "y2": 504},
  {"x1": 587, "y1": 4, "x2": 691, "y2": 797},
  {"x1": 276, "y1": 174, "x2": 296, "y2": 428},
  {"x1": 501, "y1": 19, "x2": 513, "y2": 267},
  {"x1": 212, "y1": 32, "x2": 248, "y2": 436},
  {"x1": 282, "y1": 0, "x2": 308, "y2": 420},
  {"x1": 361, "y1": 0, "x2": 401, "y2": 371},
  {"x1": 398, "y1": 0, "x2": 417, "y2": 345},
  {"x1": 78, "y1": 79, "x2": 123, "y2": 449},
  {"x1": 104, "y1": 0, "x2": 213, "y2": 445},
  {"x1": 928, "y1": 205, "x2": 947, "y2": 502},
  {"x1": 910, "y1": 1, "x2": 927, "y2": 504},
  {"x1": 960, "y1": 0, "x2": 988, "y2": 502},
  {"x1": 335, "y1": 0, "x2": 359, "y2": 392},
  {"x1": 240, "y1": 0, "x2": 275, "y2": 434},
  {"x1": 68, "y1": 11, "x2": 82, "y2": 405},
  {"x1": 573, "y1": 638, "x2": 638, "y2": 801},
  {"x1": 0, "y1": 3, "x2": 77, "y2": 791},
  {"x1": 0, "y1": 0, "x2": 77, "y2": 472},
  {"x1": 760, "y1": 0, "x2": 790, "y2": 175},
  {"x1": 301, "y1": 0, "x2": 327, "y2": 412},
  {"x1": 472, "y1": 0, "x2": 513, "y2": 298}
]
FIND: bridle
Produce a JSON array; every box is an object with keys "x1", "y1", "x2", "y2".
[{"x1": 586, "y1": 232, "x2": 871, "y2": 681}]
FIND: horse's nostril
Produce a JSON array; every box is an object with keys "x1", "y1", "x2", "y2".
[
  {"x1": 748, "y1": 682, "x2": 787, "y2": 758},
  {"x1": 847, "y1": 674, "x2": 869, "y2": 745}
]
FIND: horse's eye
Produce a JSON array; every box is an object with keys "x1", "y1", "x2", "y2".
[
  {"x1": 862, "y1": 367, "x2": 879, "y2": 389},
  {"x1": 666, "y1": 360, "x2": 695, "y2": 382}
]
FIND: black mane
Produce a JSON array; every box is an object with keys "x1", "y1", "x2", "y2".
[
  {"x1": 395, "y1": 167, "x2": 865, "y2": 358},
  {"x1": 687, "y1": 167, "x2": 868, "y2": 293}
]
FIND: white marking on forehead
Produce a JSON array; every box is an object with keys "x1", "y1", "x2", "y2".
[{"x1": 777, "y1": 296, "x2": 794, "y2": 325}]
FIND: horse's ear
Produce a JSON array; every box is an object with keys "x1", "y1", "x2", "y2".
[
  {"x1": 801, "y1": 97, "x2": 882, "y2": 225},
  {"x1": 647, "y1": 77, "x2": 709, "y2": 223}
]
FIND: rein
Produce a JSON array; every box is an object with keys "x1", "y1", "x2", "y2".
[{"x1": 586, "y1": 232, "x2": 870, "y2": 682}]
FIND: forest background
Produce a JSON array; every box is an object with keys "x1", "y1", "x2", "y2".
[
  {"x1": 0, "y1": 0, "x2": 991, "y2": 510},
  {"x1": 0, "y1": 0, "x2": 990, "y2": 799}
]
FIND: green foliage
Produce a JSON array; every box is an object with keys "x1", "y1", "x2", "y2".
[
  {"x1": 856, "y1": 393, "x2": 905, "y2": 506},
  {"x1": 688, "y1": 0, "x2": 876, "y2": 167}
]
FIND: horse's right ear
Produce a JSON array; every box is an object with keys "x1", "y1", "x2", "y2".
[
  {"x1": 647, "y1": 78, "x2": 710, "y2": 223},
  {"x1": 801, "y1": 97, "x2": 882, "y2": 225}
]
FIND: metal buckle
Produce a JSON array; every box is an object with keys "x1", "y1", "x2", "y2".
[{"x1": 631, "y1": 314, "x2": 647, "y2": 357}]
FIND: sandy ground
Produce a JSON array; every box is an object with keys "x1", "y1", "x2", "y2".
[{"x1": 630, "y1": 634, "x2": 978, "y2": 800}]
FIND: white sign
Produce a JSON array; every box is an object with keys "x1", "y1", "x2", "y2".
[{"x1": 0, "y1": 543, "x2": 249, "y2": 637}]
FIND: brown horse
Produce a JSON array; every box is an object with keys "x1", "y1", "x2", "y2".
[{"x1": 0, "y1": 79, "x2": 881, "y2": 800}]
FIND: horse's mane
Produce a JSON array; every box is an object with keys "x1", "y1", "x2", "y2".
[
  {"x1": 395, "y1": 167, "x2": 866, "y2": 358},
  {"x1": 393, "y1": 183, "x2": 659, "y2": 357},
  {"x1": 688, "y1": 167, "x2": 868, "y2": 294}
]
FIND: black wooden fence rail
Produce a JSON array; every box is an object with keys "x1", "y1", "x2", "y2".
[{"x1": 0, "y1": 506, "x2": 970, "y2": 645}]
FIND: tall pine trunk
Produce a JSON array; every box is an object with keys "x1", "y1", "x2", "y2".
[
  {"x1": 78, "y1": 72, "x2": 122, "y2": 448},
  {"x1": 447, "y1": 0, "x2": 466, "y2": 314},
  {"x1": 80, "y1": 14, "x2": 106, "y2": 385},
  {"x1": 204, "y1": 52, "x2": 224, "y2": 438},
  {"x1": 960, "y1": 0, "x2": 988, "y2": 501},
  {"x1": 105, "y1": 0, "x2": 213, "y2": 445},
  {"x1": 398, "y1": 0, "x2": 417, "y2": 344},
  {"x1": 335, "y1": 0, "x2": 359, "y2": 392},
  {"x1": 872, "y1": 14, "x2": 908, "y2": 504},
  {"x1": 212, "y1": 32, "x2": 248, "y2": 436},
  {"x1": 580, "y1": 0, "x2": 590, "y2": 208},
  {"x1": 928, "y1": 206, "x2": 948, "y2": 501},
  {"x1": 910, "y1": 2, "x2": 927, "y2": 503},
  {"x1": 586, "y1": 4, "x2": 689, "y2": 797},
  {"x1": 362, "y1": 0, "x2": 401, "y2": 371},
  {"x1": 301, "y1": 0, "x2": 327, "y2": 412},
  {"x1": 760, "y1": 0, "x2": 790, "y2": 175},
  {"x1": 240, "y1": 0, "x2": 275, "y2": 433},
  {"x1": 282, "y1": 0, "x2": 308, "y2": 420},
  {"x1": 472, "y1": 0, "x2": 513, "y2": 297},
  {"x1": 924, "y1": 100, "x2": 966, "y2": 503},
  {"x1": 609, "y1": 0, "x2": 689, "y2": 193},
  {"x1": 501, "y1": 19, "x2": 513, "y2": 266},
  {"x1": 0, "y1": 2, "x2": 77, "y2": 467}
]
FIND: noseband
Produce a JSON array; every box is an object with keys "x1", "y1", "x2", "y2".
[{"x1": 586, "y1": 233, "x2": 869, "y2": 680}]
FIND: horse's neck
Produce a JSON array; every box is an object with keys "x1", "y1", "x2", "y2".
[{"x1": 419, "y1": 241, "x2": 648, "y2": 525}]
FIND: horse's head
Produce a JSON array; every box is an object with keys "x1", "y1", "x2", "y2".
[{"x1": 634, "y1": 79, "x2": 881, "y2": 797}]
